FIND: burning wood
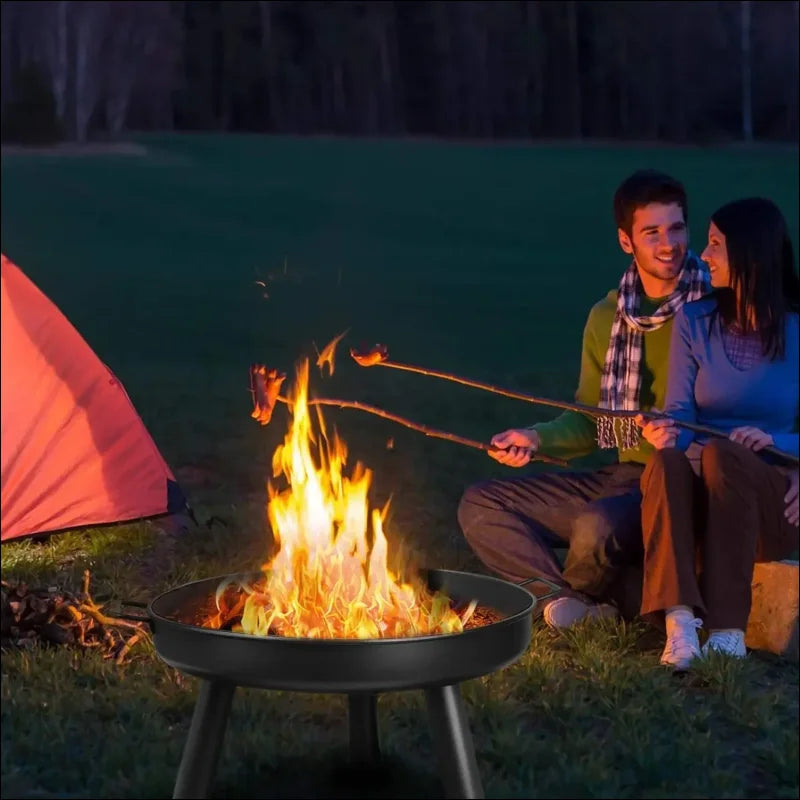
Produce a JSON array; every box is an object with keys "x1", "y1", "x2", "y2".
[
  {"x1": 0, "y1": 570, "x2": 149, "y2": 664},
  {"x1": 184, "y1": 581, "x2": 503, "y2": 636}
]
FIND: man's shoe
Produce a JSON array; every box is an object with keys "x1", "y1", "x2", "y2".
[
  {"x1": 543, "y1": 596, "x2": 619, "y2": 630},
  {"x1": 660, "y1": 616, "x2": 703, "y2": 670},
  {"x1": 702, "y1": 629, "x2": 747, "y2": 659}
]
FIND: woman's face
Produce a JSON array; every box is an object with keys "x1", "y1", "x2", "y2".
[{"x1": 701, "y1": 221, "x2": 731, "y2": 288}]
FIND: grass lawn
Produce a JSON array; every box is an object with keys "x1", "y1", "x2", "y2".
[{"x1": 1, "y1": 135, "x2": 798, "y2": 798}]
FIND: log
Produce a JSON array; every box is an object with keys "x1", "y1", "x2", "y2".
[
  {"x1": 745, "y1": 560, "x2": 799, "y2": 660},
  {"x1": 40, "y1": 622, "x2": 75, "y2": 645}
]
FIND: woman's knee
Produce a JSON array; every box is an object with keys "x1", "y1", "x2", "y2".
[{"x1": 700, "y1": 438, "x2": 747, "y2": 486}]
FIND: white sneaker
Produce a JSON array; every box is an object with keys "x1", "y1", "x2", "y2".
[
  {"x1": 543, "y1": 596, "x2": 619, "y2": 630},
  {"x1": 660, "y1": 616, "x2": 703, "y2": 670},
  {"x1": 702, "y1": 629, "x2": 747, "y2": 659}
]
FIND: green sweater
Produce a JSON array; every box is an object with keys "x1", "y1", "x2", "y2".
[{"x1": 531, "y1": 291, "x2": 673, "y2": 465}]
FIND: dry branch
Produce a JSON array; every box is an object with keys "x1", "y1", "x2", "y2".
[{"x1": 1, "y1": 570, "x2": 149, "y2": 664}]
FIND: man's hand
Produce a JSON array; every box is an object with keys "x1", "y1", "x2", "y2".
[
  {"x1": 729, "y1": 426, "x2": 774, "y2": 452},
  {"x1": 785, "y1": 471, "x2": 799, "y2": 527},
  {"x1": 488, "y1": 428, "x2": 540, "y2": 468},
  {"x1": 634, "y1": 410, "x2": 678, "y2": 450}
]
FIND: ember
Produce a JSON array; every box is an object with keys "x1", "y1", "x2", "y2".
[{"x1": 207, "y1": 357, "x2": 487, "y2": 639}]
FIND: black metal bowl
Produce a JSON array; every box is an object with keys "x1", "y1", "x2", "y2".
[{"x1": 147, "y1": 568, "x2": 535, "y2": 693}]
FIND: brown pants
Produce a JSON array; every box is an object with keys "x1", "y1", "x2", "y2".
[{"x1": 640, "y1": 439, "x2": 797, "y2": 629}]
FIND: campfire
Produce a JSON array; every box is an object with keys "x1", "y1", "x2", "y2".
[{"x1": 202, "y1": 358, "x2": 486, "y2": 639}]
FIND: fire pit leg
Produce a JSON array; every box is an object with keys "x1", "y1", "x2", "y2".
[
  {"x1": 424, "y1": 684, "x2": 484, "y2": 800},
  {"x1": 173, "y1": 680, "x2": 236, "y2": 800},
  {"x1": 348, "y1": 692, "x2": 381, "y2": 767}
]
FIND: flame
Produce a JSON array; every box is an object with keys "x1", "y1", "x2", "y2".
[
  {"x1": 224, "y1": 358, "x2": 471, "y2": 639},
  {"x1": 315, "y1": 329, "x2": 349, "y2": 377}
]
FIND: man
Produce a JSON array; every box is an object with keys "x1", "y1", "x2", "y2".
[{"x1": 458, "y1": 170, "x2": 711, "y2": 629}]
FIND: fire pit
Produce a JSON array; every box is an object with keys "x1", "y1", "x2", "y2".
[
  {"x1": 145, "y1": 567, "x2": 536, "y2": 799},
  {"x1": 141, "y1": 354, "x2": 551, "y2": 798}
]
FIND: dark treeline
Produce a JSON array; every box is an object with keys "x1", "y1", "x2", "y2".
[{"x1": 1, "y1": 0, "x2": 798, "y2": 144}]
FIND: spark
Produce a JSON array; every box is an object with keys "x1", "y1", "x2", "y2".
[{"x1": 315, "y1": 329, "x2": 349, "y2": 377}]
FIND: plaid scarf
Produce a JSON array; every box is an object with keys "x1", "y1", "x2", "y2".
[{"x1": 597, "y1": 251, "x2": 711, "y2": 449}]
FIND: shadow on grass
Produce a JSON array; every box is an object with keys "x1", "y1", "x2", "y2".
[{"x1": 216, "y1": 748, "x2": 442, "y2": 799}]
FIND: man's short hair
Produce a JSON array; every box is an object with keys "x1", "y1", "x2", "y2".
[{"x1": 613, "y1": 170, "x2": 688, "y2": 235}]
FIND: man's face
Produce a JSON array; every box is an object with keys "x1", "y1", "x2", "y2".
[{"x1": 617, "y1": 202, "x2": 688, "y2": 285}]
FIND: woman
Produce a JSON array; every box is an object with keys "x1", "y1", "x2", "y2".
[{"x1": 636, "y1": 197, "x2": 799, "y2": 670}]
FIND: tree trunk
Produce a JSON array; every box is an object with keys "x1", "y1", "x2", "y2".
[
  {"x1": 527, "y1": 1, "x2": 544, "y2": 136},
  {"x1": 0, "y1": 1, "x2": 17, "y2": 110},
  {"x1": 73, "y1": 9, "x2": 96, "y2": 142},
  {"x1": 791, "y1": 0, "x2": 800, "y2": 138},
  {"x1": 374, "y1": 10, "x2": 394, "y2": 133},
  {"x1": 565, "y1": 0, "x2": 581, "y2": 138},
  {"x1": 258, "y1": 0, "x2": 283, "y2": 132},
  {"x1": 740, "y1": 0, "x2": 753, "y2": 141},
  {"x1": 107, "y1": 83, "x2": 132, "y2": 136},
  {"x1": 387, "y1": 4, "x2": 405, "y2": 133},
  {"x1": 616, "y1": 21, "x2": 629, "y2": 137},
  {"x1": 435, "y1": 3, "x2": 457, "y2": 135},
  {"x1": 52, "y1": 0, "x2": 69, "y2": 123},
  {"x1": 672, "y1": 11, "x2": 688, "y2": 142},
  {"x1": 364, "y1": 70, "x2": 379, "y2": 135},
  {"x1": 333, "y1": 61, "x2": 346, "y2": 130},
  {"x1": 215, "y1": 2, "x2": 230, "y2": 131},
  {"x1": 474, "y1": 4, "x2": 491, "y2": 137}
]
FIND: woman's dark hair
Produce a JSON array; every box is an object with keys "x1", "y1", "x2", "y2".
[{"x1": 710, "y1": 197, "x2": 800, "y2": 359}]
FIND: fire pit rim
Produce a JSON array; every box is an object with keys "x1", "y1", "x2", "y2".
[{"x1": 147, "y1": 567, "x2": 535, "y2": 645}]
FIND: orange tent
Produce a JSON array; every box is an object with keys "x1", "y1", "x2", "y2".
[{"x1": 1, "y1": 254, "x2": 185, "y2": 541}]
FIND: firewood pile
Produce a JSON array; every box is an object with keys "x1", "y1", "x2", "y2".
[{"x1": 1, "y1": 570, "x2": 149, "y2": 664}]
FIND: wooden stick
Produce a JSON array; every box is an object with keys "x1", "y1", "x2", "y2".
[
  {"x1": 115, "y1": 631, "x2": 146, "y2": 665},
  {"x1": 274, "y1": 396, "x2": 567, "y2": 467},
  {"x1": 78, "y1": 604, "x2": 151, "y2": 633},
  {"x1": 354, "y1": 354, "x2": 798, "y2": 466}
]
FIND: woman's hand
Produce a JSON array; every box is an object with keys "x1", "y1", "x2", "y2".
[
  {"x1": 729, "y1": 426, "x2": 774, "y2": 452},
  {"x1": 634, "y1": 411, "x2": 678, "y2": 450},
  {"x1": 785, "y1": 471, "x2": 799, "y2": 527}
]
